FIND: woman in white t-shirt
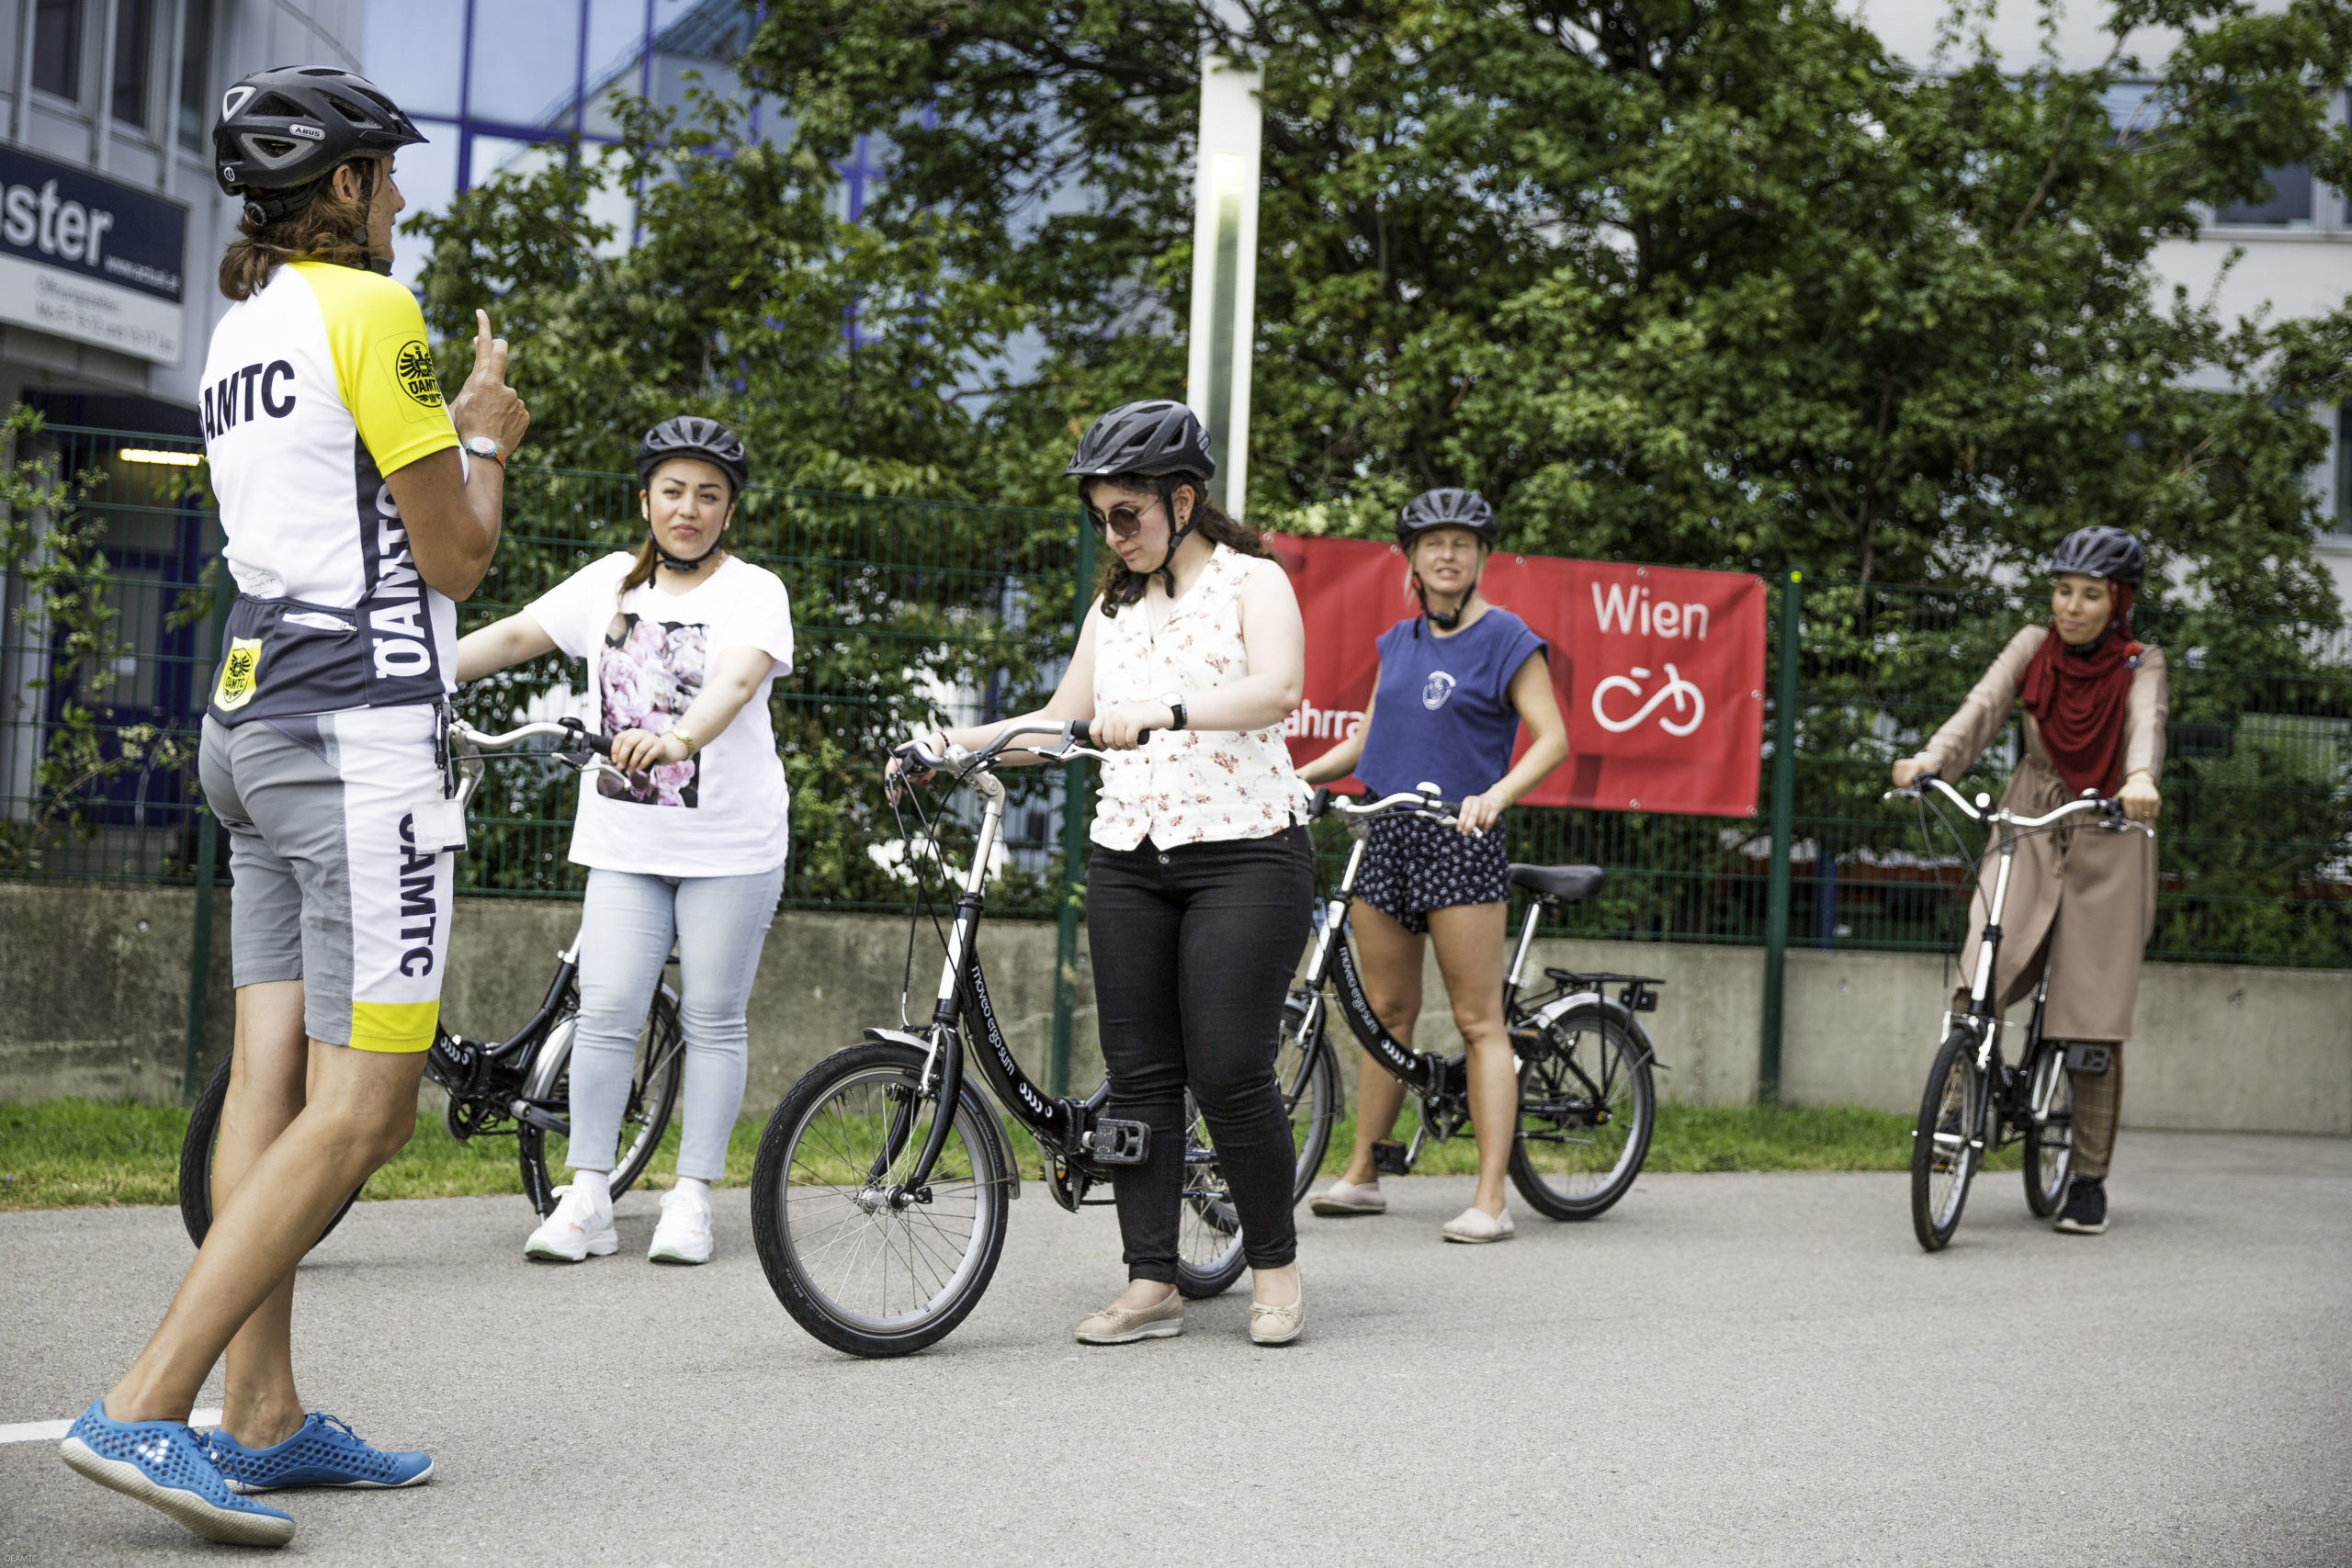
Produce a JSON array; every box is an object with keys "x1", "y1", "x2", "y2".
[{"x1": 456, "y1": 417, "x2": 794, "y2": 1265}]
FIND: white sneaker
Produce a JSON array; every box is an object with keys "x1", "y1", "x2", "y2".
[
  {"x1": 648, "y1": 1187, "x2": 714, "y2": 1265},
  {"x1": 525, "y1": 1184, "x2": 616, "y2": 1262}
]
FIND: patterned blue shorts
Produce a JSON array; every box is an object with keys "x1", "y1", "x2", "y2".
[{"x1": 1352, "y1": 811, "x2": 1510, "y2": 935}]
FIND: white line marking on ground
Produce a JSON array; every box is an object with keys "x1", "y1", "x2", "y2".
[{"x1": 0, "y1": 1408, "x2": 220, "y2": 1445}]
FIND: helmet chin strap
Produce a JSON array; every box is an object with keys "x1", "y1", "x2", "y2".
[
  {"x1": 1110, "y1": 480, "x2": 1199, "y2": 605},
  {"x1": 652, "y1": 533, "x2": 723, "y2": 572},
  {"x1": 1149, "y1": 479, "x2": 1199, "y2": 596},
  {"x1": 1411, "y1": 573, "x2": 1476, "y2": 637}
]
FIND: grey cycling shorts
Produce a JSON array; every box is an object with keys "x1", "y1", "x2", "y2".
[{"x1": 198, "y1": 706, "x2": 454, "y2": 1052}]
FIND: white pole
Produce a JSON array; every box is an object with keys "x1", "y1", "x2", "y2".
[{"x1": 1184, "y1": 54, "x2": 1262, "y2": 519}]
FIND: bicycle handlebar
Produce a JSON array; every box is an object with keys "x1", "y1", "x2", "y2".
[
  {"x1": 1314, "y1": 785, "x2": 1466, "y2": 830},
  {"x1": 892, "y1": 718, "x2": 1163, "y2": 781},
  {"x1": 1885, "y1": 773, "x2": 2151, "y2": 836}
]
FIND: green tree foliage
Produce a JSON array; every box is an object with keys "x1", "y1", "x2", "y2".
[{"x1": 742, "y1": 0, "x2": 2352, "y2": 618}]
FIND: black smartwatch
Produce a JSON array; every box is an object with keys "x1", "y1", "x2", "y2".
[{"x1": 1160, "y1": 692, "x2": 1189, "y2": 732}]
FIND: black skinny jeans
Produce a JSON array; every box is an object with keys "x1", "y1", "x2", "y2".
[{"x1": 1085, "y1": 826, "x2": 1313, "y2": 1283}]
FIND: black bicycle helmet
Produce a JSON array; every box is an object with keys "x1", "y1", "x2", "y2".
[
  {"x1": 1064, "y1": 400, "x2": 1215, "y2": 481},
  {"x1": 637, "y1": 416, "x2": 749, "y2": 571},
  {"x1": 1068, "y1": 400, "x2": 1216, "y2": 603},
  {"x1": 2049, "y1": 525, "x2": 2144, "y2": 587},
  {"x1": 1396, "y1": 488, "x2": 1498, "y2": 547},
  {"x1": 213, "y1": 67, "x2": 424, "y2": 221},
  {"x1": 637, "y1": 416, "x2": 750, "y2": 497}
]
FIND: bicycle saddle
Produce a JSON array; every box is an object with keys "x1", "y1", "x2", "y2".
[{"x1": 1507, "y1": 863, "x2": 1605, "y2": 903}]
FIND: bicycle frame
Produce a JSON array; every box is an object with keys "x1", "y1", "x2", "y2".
[
  {"x1": 878, "y1": 726, "x2": 1130, "y2": 1209},
  {"x1": 1296, "y1": 794, "x2": 1662, "y2": 1168}
]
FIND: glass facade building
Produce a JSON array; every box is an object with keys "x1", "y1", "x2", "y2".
[{"x1": 363, "y1": 0, "x2": 770, "y2": 286}]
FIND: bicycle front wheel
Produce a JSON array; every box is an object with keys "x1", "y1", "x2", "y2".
[
  {"x1": 517, "y1": 988, "x2": 685, "y2": 1217},
  {"x1": 1279, "y1": 996, "x2": 1339, "y2": 1201},
  {"x1": 2020, "y1": 1041, "x2": 2073, "y2": 1218},
  {"x1": 178, "y1": 1056, "x2": 362, "y2": 1251},
  {"x1": 1508, "y1": 1004, "x2": 1656, "y2": 1220},
  {"x1": 1911, "y1": 1027, "x2": 1984, "y2": 1251},
  {"x1": 750, "y1": 1042, "x2": 1011, "y2": 1359}
]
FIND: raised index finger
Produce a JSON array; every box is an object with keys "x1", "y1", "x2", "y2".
[{"x1": 473, "y1": 309, "x2": 508, "y2": 381}]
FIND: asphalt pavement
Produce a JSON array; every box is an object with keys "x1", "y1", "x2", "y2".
[{"x1": 2, "y1": 1130, "x2": 2346, "y2": 1567}]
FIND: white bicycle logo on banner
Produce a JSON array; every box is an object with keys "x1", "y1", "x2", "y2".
[{"x1": 1591, "y1": 664, "x2": 1706, "y2": 737}]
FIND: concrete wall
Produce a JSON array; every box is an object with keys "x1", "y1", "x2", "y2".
[{"x1": 3, "y1": 883, "x2": 2346, "y2": 1137}]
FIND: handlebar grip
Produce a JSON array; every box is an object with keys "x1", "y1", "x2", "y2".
[
  {"x1": 582, "y1": 732, "x2": 615, "y2": 757},
  {"x1": 1069, "y1": 720, "x2": 1153, "y2": 748},
  {"x1": 1307, "y1": 785, "x2": 1331, "y2": 821}
]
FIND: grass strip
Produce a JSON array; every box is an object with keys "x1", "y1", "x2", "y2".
[{"x1": 1, "y1": 1095, "x2": 2011, "y2": 1213}]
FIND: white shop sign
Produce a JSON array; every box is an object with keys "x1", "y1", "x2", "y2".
[{"x1": 0, "y1": 147, "x2": 187, "y2": 367}]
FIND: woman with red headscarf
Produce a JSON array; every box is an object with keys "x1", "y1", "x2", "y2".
[{"x1": 1891, "y1": 526, "x2": 2166, "y2": 1237}]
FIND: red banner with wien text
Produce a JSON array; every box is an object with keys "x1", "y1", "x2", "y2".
[{"x1": 1264, "y1": 536, "x2": 1767, "y2": 817}]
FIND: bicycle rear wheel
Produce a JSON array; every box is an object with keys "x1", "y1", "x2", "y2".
[
  {"x1": 1508, "y1": 1004, "x2": 1656, "y2": 1220},
  {"x1": 2020, "y1": 1041, "x2": 2073, "y2": 1218},
  {"x1": 517, "y1": 988, "x2": 685, "y2": 1217},
  {"x1": 1911, "y1": 1027, "x2": 1984, "y2": 1251},
  {"x1": 178, "y1": 1056, "x2": 362, "y2": 1251},
  {"x1": 750, "y1": 1042, "x2": 1011, "y2": 1358},
  {"x1": 1279, "y1": 996, "x2": 1339, "y2": 1201}
]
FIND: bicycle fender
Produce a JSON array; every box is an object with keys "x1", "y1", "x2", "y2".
[
  {"x1": 859, "y1": 1028, "x2": 1021, "y2": 1201},
  {"x1": 1532, "y1": 992, "x2": 1667, "y2": 1072}
]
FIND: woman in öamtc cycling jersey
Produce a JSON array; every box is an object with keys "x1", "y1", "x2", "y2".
[
  {"x1": 59, "y1": 68, "x2": 527, "y2": 1548},
  {"x1": 1296, "y1": 491, "x2": 1568, "y2": 1242},
  {"x1": 458, "y1": 417, "x2": 796, "y2": 1267},
  {"x1": 1892, "y1": 526, "x2": 2167, "y2": 1237},
  {"x1": 894, "y1": 400, "x2": 1315, "y2": 1346}
]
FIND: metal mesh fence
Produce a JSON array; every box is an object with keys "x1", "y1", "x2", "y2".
[{"x1": 6, "y1": 425, "x2": 2349, "y2": 967}]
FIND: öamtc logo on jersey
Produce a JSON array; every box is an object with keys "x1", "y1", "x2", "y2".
[
  {"x1": 366, "y1": 482, "x2": 433, "y2": 681},
  {"x1": 394, "y1": 340, "x2": 442, "y2": 408},
  {"x1": 201, "y1": 359, "x2": 297, "y2": 436}
]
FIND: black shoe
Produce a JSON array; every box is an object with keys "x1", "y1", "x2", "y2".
[{"x1": 2053, "y1": 1176, "x2": 2108, "y2": 1235}]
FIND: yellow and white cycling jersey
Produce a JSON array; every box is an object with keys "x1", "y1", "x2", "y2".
[{"x1": 201, "y1": 259, "x2": 460, "y2": 724}]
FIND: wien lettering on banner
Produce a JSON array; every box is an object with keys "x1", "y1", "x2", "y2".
[{"x1": 1266, "y1": 535, "x2": 1766, "y2": 818}]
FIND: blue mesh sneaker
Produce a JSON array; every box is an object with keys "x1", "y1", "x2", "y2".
[
  {"x1": 206, "y1": 1412, "x2": 433, "y2": 1493},
  {"x1": 57, "y1": 1399, "x2": 296, "y2": 1547}
]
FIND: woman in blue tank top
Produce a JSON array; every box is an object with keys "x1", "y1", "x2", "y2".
[{"x1": 1295, "y1": 490, "x2": 1568, "y2": 1243}]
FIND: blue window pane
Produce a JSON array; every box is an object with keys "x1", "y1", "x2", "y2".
[
  {"x1": 2216, "y1": 164, "x2": 2313, "y2": 226},
  {"x1": 469, "y1": 0, "x2": 586, "y2": 130},
  {"x1": 367, "y1": 0, "x2": 465, "y2": 118}
]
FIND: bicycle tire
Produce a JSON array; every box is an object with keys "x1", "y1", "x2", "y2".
[
  {"x1": 2020, "y1": 1041, "x2": 2074, "y2": 1219},
  {"x1": 1507, "y1": 1004, "x2": 1656, "y2": 1221},
  {"x1": 751, "y1": 1042, "x2": 1011, "y2": 1359},
  {"x1": 178, "y1": 1056, "x2": 363, "y2": 1251},
  {"x1": 1911, "y1": 1026, "x2": 1984, "y2": 1251},
  {"x1": 517, "y1": 988, "x2": 685, "y2": 1217}
]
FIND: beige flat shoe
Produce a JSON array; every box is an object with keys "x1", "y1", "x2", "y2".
[
  {"x1": 1441, "y1": 1205, "x2": 1516, "y2": 1244},
  {"x1": 1249, "y1": 1280, "x2": 1305, "y2": 1347},
  {"x1": 1074, "y1": 1290, "x2": 1184, "y2": 1345},
  {"x1": 1309, "y1": 1179, "x2": 1386, "y2": 1216}
]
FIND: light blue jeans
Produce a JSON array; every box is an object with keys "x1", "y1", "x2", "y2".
[{"x1": 567, "y1": 863, "x2": 785, "y2": 1183}]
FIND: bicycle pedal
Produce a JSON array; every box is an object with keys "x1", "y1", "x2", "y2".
[
  {"x1": 1371, "y1": 1139, "x2": 1410, "y2": 1177},
  {"x1": 1088, "y1": 1118, "x2": 1149, "y2": 1165}
]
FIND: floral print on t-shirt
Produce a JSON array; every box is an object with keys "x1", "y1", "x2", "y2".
[
  {"x1": 1091, "y1": 544, "x2": 1304, "y2": 851},
  {"x1": 598, "y1": 611, "x2": 705, "y2": 807}
]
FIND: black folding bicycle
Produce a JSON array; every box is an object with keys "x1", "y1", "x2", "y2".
[
  {"x1": 179, "y1": 716, "x2": 686, "y2": 1247},
  {"x1": 1283, "y1": 785, "x2": 1662, "y2": 1219},
  {"x1": 749, "y1": 721, "x2": 1329, "y2": 1358},
  {"x1": 1894, "y1": 773, "x2": 2154, "y2": 1251}
]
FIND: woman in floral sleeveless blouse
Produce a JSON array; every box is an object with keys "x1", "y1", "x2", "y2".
[{"x1": 901, "y1": 401, "x2": 1314, "y2": 1347}]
